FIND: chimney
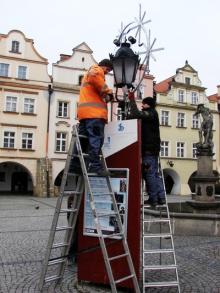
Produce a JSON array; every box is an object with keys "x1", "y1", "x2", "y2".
[{"x1": 59, "y1": 54, "x2": 71, "y2": 61}]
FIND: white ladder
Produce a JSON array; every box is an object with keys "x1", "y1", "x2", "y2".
[
  {"x1": 39, "y1": 124, "x2": 140, "y2": 293},
  {"x1": 142, "y1": 160, "x2": 180, "y2": 292}
]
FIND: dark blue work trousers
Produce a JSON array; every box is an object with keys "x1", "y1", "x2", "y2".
[
  {"x1": 70, "y1": 119, "x2": 105, "y2": 172},
  {"x1": 142, "y1": 155, "x2": 165, "y2": 203}
]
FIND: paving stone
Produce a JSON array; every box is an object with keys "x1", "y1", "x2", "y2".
[{"x1": 0, "y1": 195, "x2": 220, "y2": 292}]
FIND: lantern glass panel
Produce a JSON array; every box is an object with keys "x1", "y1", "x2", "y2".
[
  {"x1": 112, "y1": 59, "x2": 123, "y2": 85},
  {"x1": 124, "y1": 58, "x2": 136, "y2": 84}
]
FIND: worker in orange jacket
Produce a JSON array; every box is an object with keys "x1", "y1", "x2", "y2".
[{"x1": 70, "y1": 59, "x2": 113, "y2": 176}]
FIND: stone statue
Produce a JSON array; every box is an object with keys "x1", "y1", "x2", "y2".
[{"x1": 195, "y1": 104, "x2": 213, "y2": 150}]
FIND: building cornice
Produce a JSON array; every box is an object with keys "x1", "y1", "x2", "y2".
[
  {"x1": 170, "y1": 81, "x2": 206, "y2": 91},
  {"x1": 1, "y1": 88, "x2": 39, "y2": 95},
  {"x1": 0, "y1": 123, "x2": 37, "y2": 128},
  {"x1": 0, "y1": 80, "x2": 49, "y2": 91},
  {"x1": 157, "y1": 102, "x2": 219, "y2": 113},
  {"x1": 0, "y1": 54, "x2": 48, "y2": 65}
]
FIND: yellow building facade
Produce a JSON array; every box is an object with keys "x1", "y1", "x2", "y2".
[{"x1": 155, "y1": 61, "x2": 219, "y2": 195}]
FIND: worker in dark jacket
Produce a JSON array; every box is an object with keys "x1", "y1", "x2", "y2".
[{"x1": 128, "y1": 92, "x2": 165, "y2": 206}]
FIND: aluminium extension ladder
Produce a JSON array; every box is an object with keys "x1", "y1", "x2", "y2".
[
  {"x1": 39, "y1": 124, "x2": 140, "y2": 293},
  {"x1": 142, "y1": 159, "x2": 180, "y2": 292}
]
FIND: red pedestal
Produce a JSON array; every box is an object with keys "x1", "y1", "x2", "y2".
[{"x1": 77, "y1": 120, "x2": 142, "y2": 290}]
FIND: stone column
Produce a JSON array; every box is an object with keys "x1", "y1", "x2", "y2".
[{"x1": 193, "y1": 146, "x2": 218, "y2": 202}]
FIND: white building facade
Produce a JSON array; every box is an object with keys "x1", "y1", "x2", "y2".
[{"x1": 0, "y1": 30, "x2": 51, "y2": 195}]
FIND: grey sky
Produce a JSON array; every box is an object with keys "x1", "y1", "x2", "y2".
[{"x1": 1, "y1": 0, "x2": 220, "y2": 95}]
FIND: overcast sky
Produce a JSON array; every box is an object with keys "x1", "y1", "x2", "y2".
[{"x1": 1, "y1": 0, "x2": 220, "y2": 95}]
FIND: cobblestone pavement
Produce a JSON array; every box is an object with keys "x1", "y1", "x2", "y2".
[{"x1": 0, "y1": 195, "x2": 220, "y2": 293}]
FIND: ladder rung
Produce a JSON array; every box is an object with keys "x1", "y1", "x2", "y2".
[
  {"x1": 55, "y1": 226, "x2": 72, "y2": 231},
  {"x1": 144, "y1": 281, "x2": 179, "y2": 288},
  {"x1": 144, "y1": 233, "x2": 172, "y2": 238},
  {"x1": 103, "y1": 233, "x2": 123, "y2": 239},
  {"x1": 115, "y1": 274, "x2": 134, "y2": 284},
  {"x1": 109, "y1": 253, "x2": 128, "y2": 261},
  {"x1": 93, "y1": 193, "x2": 113, "y2": 196},
  {"x1": 143, "y1": 219, "x2": 170, "y2": 223},
  {"x1": 97, "y1": 212, "x2": 117, "y2": 217},
  {"x1": 60, "y1": 208, "x2": 77, "y2": 213},
  {"x1": 144, "y1": 264, "x2": 177, "y2": 270},
  {"x1": 144, "y1": 203, "x2": 168, "y2": 207},
  {"x1": 44, "y1": 275, "x2": 62, "y2": 283},
  {"x1": 72, "y1": 133, "x2": 88, "y2": 139},
  {"x1": 52, "y1": 242, "x2": 69, "y2": 249},
  {"x1": 48, "y1": 258, "x2": 66, "y2": 266},
  {"x1": 144, "y1": 249, "x2": 174, "y2": 254}
]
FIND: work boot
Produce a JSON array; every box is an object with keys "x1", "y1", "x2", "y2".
[
  {"x1": 97, "y1": 169, "x2": 111, "y2": 177},
  {"x1": 158, "y1": 198, "x2": 166, "y2": 205},
  {"x1": 144, "y1": 199, "x2": 157, "y2": 207},
  {"x1": 88, "y1": 167, "x2": 111, "y2": 177},
  {"x1": 68, "y1": 166, "x2": 82, "y2": 175}
]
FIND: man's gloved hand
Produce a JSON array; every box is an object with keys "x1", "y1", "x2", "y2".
[
  {"x1": 104, "y1": 93, "x2": 114, "y2": 103},
  {"x1": 128, "y1": 91, "x2": 135, "y2": 101}
]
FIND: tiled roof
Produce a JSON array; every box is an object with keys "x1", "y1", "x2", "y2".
[
  {"x1": 154, "y1": 76, "x2": 174, "y2": 93},
  {"x1": 207, "y1": 93, "x2": 220, "y2": 102}
]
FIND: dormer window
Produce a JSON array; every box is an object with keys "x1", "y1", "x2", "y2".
[
  {"x1": 185, "y1": 77, "x2": 191, "y2": 85},
  {"x1": 11, "y1": 41, "x2": 20, "y2": 53}
]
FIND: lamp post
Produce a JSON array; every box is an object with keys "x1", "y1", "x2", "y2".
[{"x1": 110, "y1": 40, "x2": 139, "y2": 119}]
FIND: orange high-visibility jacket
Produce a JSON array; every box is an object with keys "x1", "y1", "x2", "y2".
[{"x1": 77, "y1": 64, "x2": 113, "y2": 121}]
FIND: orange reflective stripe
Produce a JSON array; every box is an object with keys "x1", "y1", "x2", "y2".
[
  {"x1": 81, "y1": 82, "x2": 92, "y2": 88},
  {"x1": 78, "y1": 102, "x2": 107, "y2": 109}
]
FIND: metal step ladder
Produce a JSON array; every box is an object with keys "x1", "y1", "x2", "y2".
[
  {"x1": 39, "y1": 125, "x2": 85, "y2": 291},
  {"x1": 39, "y1": 124, "x2": 140, "y2": 293},
  {"x1": 142, "y1": 159, "x2": 180, "y2": 292}
]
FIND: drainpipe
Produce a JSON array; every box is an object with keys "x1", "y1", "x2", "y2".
[{"x1": 46, "y1": 84, "x2": 53, "y2": 197}]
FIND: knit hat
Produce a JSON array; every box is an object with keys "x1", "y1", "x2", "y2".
[
  {"x1": 98, "y1": 59, "x2": 113, "y2": 70},
  {"x1": 142, "y1": 97, "x2": 156, "y2": 108}
]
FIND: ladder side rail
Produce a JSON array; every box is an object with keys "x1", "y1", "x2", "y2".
[
  {"x1": 39, "y1": 127, "x2": 77, "y2": 289},
  {"x1": 72, "y1": 125, "x2": 140, "y2": 292},
  {"x1": 100, "y1": 150, "x2": 141, "y2": 293},
  {"x1": 58, "y1": 176, "x2": 84, "y2": 280},
  {"x1": 72, "y1": 125, "x2": 117, "y2": 291},
  {"x1": 158, "y1": 157, "x2": 181, "y2": 292}
]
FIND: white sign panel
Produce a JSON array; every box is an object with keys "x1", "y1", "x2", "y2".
[
  {"x1": 83, "y1": 168, "x2": 129, "y2": 238},
  {"x1": 102, "y1": 119, "x2": 138, "y2": 158}
]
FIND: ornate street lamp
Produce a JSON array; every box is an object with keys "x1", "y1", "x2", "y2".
[
  {"x1": 110, "y1": 41, "x2": 139, "y2": 88},
  {"x1": 110, "y1": 4, "x2": 164, "y2": 120}
]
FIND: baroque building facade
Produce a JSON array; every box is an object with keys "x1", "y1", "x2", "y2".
[
  {"x1": 155, "y1": 61, "x2": 219, "y2": 195},
  {"x1": 0, "y1": 30, "x2": 51, "y2": 196}
]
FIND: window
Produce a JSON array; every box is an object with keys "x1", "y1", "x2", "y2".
[
  {"x1": 6, "y1": 96, "x2": 17, "y2": 112},
  {"x1": 78, "y1": 75, "x2": 84, "y2": 85},
  {"x1": 192, "y1": 114, "x2": 199, "y2": 129},
  {"x1": 176, "y1": 142, "x2": 185, "y2": 158},
  {"x1": 160, "y1": 141, "x2": 169, "y2": 157},
  {"x1": 185, "y1": 77, "x2": 191, "y2": 85},
  {"x1": 0, "y1": 172, "x2": 6, "y2": 182},
  {"x1": 11, "y1": 41, "x2": 20, "y2": 53},
  {"x1": 192, "y1": 143, "x2": 197, "y2": 158},
  {"x1": 178, "y1": 90, "x2": 184, "y2": 103},
  {"x1": 177, "y1": 112, "x2": 185, "y2": 127},
  {"x1": 3, "y1": 131, "x2": 15, "y2": 148},
  {"x1": 58, "y1": 101, "x2": 68, "y2": 118},
  {"x1": 18, "y1": 66, "x2": 27, "y2": 79},
  {"x1": 22, "y1": 133, "x2": 33, "y2": 149},
  {"x1": 161, "y1": 110, "x2": 169, "y2": 126},
  {"x1": 24, "y1": 98, "x2": 35, "y2": 113},
  {"x1": 56, "y1": 132, "x2": 67, "y2": 152},
  {"x1": 0, "y1": 63, "x2": 9, "y2": 77},
  {"x1": 191, "y1": 92, "x2": 198, "y2": 105}
]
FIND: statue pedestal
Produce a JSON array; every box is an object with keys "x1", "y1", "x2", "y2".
[{"x1": 193, "y1": 145, "x2": 218, "y2": 202}]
